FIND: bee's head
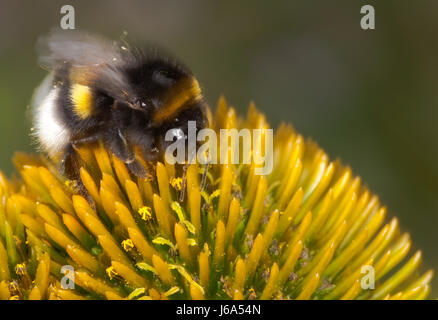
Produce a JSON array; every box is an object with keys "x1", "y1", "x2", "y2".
[
  {"x1": 124, "y1": 58, "x2": 198, "y2": 114},
  {"x1": 122, "y1": 58, "x2": 208, "y2": 162}
]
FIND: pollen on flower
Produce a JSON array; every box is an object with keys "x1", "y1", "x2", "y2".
[
  {"x1": 138, "y1": 206, "x2": 153, "y2": 221},
  {"x1": 122, "y1": 239, "x2": 135, "y2": 251},
  {"x1": 170, "y1": 177, "x2": 183, "y2": 191},
  {"x1": 14, "y1": 264, "x2": 26, "y2": 276},
  {"x1": 248, "y1": 287, "x2": 257, "y2": 300},
  {"x1": 8, "y1": 281, "x2": 19, "y2": 295},
  {"x1": 106, "y1": 266, "x2": 119, "y2": 280}
]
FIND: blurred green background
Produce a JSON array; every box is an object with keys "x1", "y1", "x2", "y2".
[{"x1": 0, "y1": 0, "x2": 437, "y2": 295}]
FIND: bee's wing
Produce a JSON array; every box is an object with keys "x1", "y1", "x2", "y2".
[
  {"x1": 38, "y1": 31, "x2": 125, "y2": 68},
  {"x1": 37, "y1": 30, "x2": 138, "y2": 105}
]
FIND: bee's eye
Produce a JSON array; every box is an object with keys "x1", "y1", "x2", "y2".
[
  {"x1": 152, "y1": 70, "x2": 175, "y2": 86},
  {"x1": 135, "y1": 99, "x2": 156, "y2": 111}
]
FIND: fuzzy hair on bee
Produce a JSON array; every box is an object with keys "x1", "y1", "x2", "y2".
[{"x1": 31, "y1": 30, "x2": 208, "y2": 191}]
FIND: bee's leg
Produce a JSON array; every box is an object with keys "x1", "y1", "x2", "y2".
[
  {"x1": 105, "y1": 128, "x2": 148, "y2": 178},
  {"x1": 126, "y1": 128, "x2": 159, "y2": 162},
  {"x1": 60, "y1": 144, "x2": 79, "y2": 180},
  {"x1": 60, "y1": 144, "x2": 95, "y2": 206},
  {"x1": 71, "y1": 135, "x2": 100, "y2": 149},
  {"x1": 126, "y1": 159, "x2": 148, "y2": 179},
  {"x1": 60, "y1": 133, "x2": 102, "y2": 206}
]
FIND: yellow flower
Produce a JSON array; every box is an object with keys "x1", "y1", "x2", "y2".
[{"x1": 0, "y1": 96, "x2": 433, "y2": 300}]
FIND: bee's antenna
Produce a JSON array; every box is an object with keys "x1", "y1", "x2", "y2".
[
  {"x1": 179, "y1": 164, "x2": 188, "y2": 202},
  {"x1": 200, "y1": 163, "x2": 209, "y2": 192}
]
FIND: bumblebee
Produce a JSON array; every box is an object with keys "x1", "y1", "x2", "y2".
[{"x1": 31, "y1": 31, "x2": 207, "y2": 187}]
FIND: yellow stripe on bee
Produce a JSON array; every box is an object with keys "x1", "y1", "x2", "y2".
[
  {"x1": 153, "y1": 77, "x2": 202, "y2": 123},
  {"x1": 71, "y1": 84, "x2": 93, "y2": 119}
]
